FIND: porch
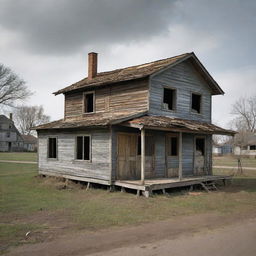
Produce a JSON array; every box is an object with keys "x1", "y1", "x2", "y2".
[{"x1": 114, "y1": 175, "x2": 232, "y2": 197}]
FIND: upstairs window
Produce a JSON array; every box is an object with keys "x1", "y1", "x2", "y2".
[
  {"x1": 48, "y1": 137, "x2": 57, "y2": 159},
  {"x1": 84, "y1": 92, "x2": 94, "y2": 113},
  {"x1": 167, "y1": 136, "x2": 178, "y2": 156},
  {"x1": 191, "y1": 93, "x2": 201, "y2": 113},
  {"x1": 76, "y1": 136, "x2": 91, "y2": 160},
  {"x1": 163, "y1": 88, "x2": 176, "y2": 111}
]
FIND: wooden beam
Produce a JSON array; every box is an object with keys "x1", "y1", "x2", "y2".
[
  {"x1": 178, "y1": 132, "x2": 183, "y2": 180},
  {"x1": 141, "y1": 128, "x2": 145, "y2": 185}
]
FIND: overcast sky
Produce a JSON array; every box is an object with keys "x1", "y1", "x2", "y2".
[{"x1": 0, "y1": 0, "x2": 255, "y2": 128}]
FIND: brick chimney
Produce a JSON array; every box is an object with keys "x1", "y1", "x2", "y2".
[
  {"x1": 88, "y1": 52, "x2": 98, "y2": 79},
  {"x1": 9, "y1": 113, "x2": 13, "y2": 120}
]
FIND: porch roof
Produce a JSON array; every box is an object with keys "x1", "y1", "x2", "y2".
[
  {"x1": 121, "y1": 115, "x2": 236, "y2": 136},
  {"x1": 34, "y1": 111, "x2": 235, "y2": 136}
]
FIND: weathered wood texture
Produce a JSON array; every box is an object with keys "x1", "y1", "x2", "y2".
[
  {"x1": 112, "y1": 126, "x2": 213, "y2": 180},
  {"x1": 64, "y1": 78, "x2": 149, "y2": 119},
  {"x1": 149, "y1": 59, "x2": 212, "y2": 122},
  {"x1": 38, "y1": 129, "x2": 111, "y2": 182}
]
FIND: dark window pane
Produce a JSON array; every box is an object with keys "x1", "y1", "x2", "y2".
[
  {"x1": 250, "y1": 145, "x2": 256, "y2": 150},
  {"x1": 84, "y1": 136, "x2": 90, "y2": 160},
  {"x1": 137, "y1": 136, "x2": 141, "y2": 155},
  {"x1": 192, "y1": 94, "x2": 201, "y2": 113},
  {"x1": 196, "y1": 138, "x2": 205, "y2": 156},
  {"x1": 76, "y1": 136, "x2": 83, "y2": 159},
  {"x1": 163, "y1": 88, "x2": 175, "y2": 110},
  {"x1": 170, "y1": 137, "x2": 178, "y2": 156},
  {"x1": 84, "y1": 93, "x2": 94, "y2": 113},
  {"x1": 48, "y1": 138, "x2": 57, "y2": 158}
]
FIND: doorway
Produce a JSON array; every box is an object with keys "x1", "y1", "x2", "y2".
[{"x1": 194, "y1": 137, "x2": 205, "y2": 175}]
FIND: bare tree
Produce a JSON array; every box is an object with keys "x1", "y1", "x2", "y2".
[
  {"x1": 231, "y1": 96, "x2": 256, "y2": 133},
  {"x1": 0, "y1": 63, "x2": 32, "y2": 107},
  {"x1": 14, "y1": 105, "x2": 50, "y2": 135}
]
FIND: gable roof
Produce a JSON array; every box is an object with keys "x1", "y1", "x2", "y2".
[
  {"x1": 22, "y1": 135, "x2": 37, "y2": 144},
  {"x1": 54, "y1": 52, "x2": 224, "y2": 96}
]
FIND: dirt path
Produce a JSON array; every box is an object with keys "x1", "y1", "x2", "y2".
[
  {"x1": 5, "y1": 212, "x2": 256, "y2": 256},
  {"x1": 0, "y1": 160, "x2": 37, "y2": 164},
  {"x1": 213, "y1": 165, "x2": 256, "y2": 170}
]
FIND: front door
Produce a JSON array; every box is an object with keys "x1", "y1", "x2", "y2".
[
  {"x1": 117, "y1": 133, "x2": 155, "y2": 180},
  {"x1": 166, "y1": 134, "x2": 179, "y2": 177},
  {"x1": 117, "y1": 133, "x2": 137, "y2": 180},
  {"x1": 194, "y1": 137, "x2": 205, "y2": 175}
]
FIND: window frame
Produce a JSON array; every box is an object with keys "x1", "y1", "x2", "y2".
[
  {"x1": 47, "y1": 136, "x2": 58, "y2": 160},
  {"x1": 166, "y1": 134, "x2": 179, "y2": 157},
  {"x1": 74, "y1": 135, "x2": 92, "y2": 162},
  {"x1": 190, "y1": 92, "x2": 202, "y2": 115},
  {"x1": 83, "y1": 91, "x2": 95, "y2": 114},
  {"x1": 162, "y1": 86, "x2": 177, "y2": 112}
]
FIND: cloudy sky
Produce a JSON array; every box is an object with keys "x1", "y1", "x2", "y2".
[{"x1": 0, "y1": 0, "x2": 255, "y2": 128}]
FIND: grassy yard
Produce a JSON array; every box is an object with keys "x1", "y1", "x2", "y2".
[
  {"x1": 0, "y1": 152, "x2": 37, "y2": 162},
  {"x1": 213, "y1": 155, "x2": 256, "y2": 168},
  {"x1": 1, "y1": 154, "x2": 256, "y2": 254}
]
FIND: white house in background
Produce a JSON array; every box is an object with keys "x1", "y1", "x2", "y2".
[{"x1": 234, "y1": 134, "x2": 256, "y2": 158}]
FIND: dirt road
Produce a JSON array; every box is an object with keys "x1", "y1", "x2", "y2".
[
  {"x1": 5, "y1": 212, "x2": 256, "y2": 256},
  {"x1": 90, "y1": 218, "x2": 256, "y2": 256}
]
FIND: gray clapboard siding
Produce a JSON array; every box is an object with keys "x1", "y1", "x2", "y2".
[
  {"x1": 38, "y1": 129, "x2": 111, "y2": 183},
  {"x1": 149, "y1": 59, "x2": 212, "y2": 122}
]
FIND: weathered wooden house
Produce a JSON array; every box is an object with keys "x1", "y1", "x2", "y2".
[
  {"x1": 0, "y1": 114, "x2": 24, "y2": 152},
  {"x1": 35, "y1": 52, "x2": 235, "y2": 196}
]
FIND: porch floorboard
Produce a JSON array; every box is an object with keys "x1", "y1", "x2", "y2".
[{"x1": 114, "y1": 175, "x2": 232, "y2": 192}]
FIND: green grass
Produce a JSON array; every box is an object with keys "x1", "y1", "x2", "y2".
[
  {"x1": 1, "y1": 158, "x2": 256, "y2": 253},
  {"x1": 0, "y1": 152, "x2": 37, "y2": 162},
  {"x1": 213, "y1": 156, "x2": 256, "y2": 168}
]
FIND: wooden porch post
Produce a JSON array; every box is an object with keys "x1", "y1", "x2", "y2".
[
  {"x1": 179, "y1": 132, "x2": 183, "y2": 180},
  {"x1": 141, "y1": 128, "x2": 145, "y2": 185}
]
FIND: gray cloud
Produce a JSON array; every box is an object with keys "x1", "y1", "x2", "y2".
[{"x1": 0, "y1": 0, "x2": 175, "y2": 55}]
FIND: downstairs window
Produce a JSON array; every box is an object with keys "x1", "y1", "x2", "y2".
[
  {"x1": 76, "y1": 136, "x2": 91, "y2": 160},
  {"x1": 48, "y1": 137, "x2": 57, "y2": 159}
]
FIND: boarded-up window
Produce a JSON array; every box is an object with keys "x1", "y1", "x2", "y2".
[
  {"x1": 84, "y1": 92, "x2": 94, "y2": 113},
  {"x1": 196, "y1": 138, "x2": 205, "y2": 156},
  {"x1": 191, "y1": 93, "x2": 201, "y2": 113},
  {"x1": 48, "y1": 137, "x2": 57, "y2": 158},
  {"x1": 163, "y1": 88, "x2": 176, "y2": 110},
  {"x1": 168, "y1": 136, "x2": 178, "y2": 156},
  {"x1": 76, "y1": 136, "x2": 91, "y2": 160}
]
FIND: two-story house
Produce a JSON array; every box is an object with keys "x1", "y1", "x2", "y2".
[
  {"x1": 0, "y1": 114, "x2": 24, "y2": 152},
  {"x1": 35, "y1": 52, "x2": 235, "y2": 196}
]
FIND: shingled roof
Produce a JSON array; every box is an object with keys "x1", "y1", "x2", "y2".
[
  {"x1": 122, "y1": 115, "x2": 236, "y2": 136},
  {"x1": 34, "y1": 112, "x2": 235, "y2": 136},
  {"x1": 54, "y1": 52, "x2": 224, "y2": 95}
]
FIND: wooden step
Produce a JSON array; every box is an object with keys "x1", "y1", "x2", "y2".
[{"x1": 200, "y1": 182, "x2": 218, "y2": 192}]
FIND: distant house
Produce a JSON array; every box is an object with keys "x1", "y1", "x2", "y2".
[
  {"x1": 234, "y1": 134, "x2": 256, "y2": 158},
  {"x1": 22, "y1": 135, "x2": 37, "y2": 152},
  {"x1": 0, "y1": 114, "x2": 24, "y2": 152},
  {"x1": 213, "y1": 142, "x2": 233, "y2": 156}
]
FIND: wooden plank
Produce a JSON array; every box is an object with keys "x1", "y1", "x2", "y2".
[{"x1": 39, "y1": 171, "x2": 111, "y2": 185}]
